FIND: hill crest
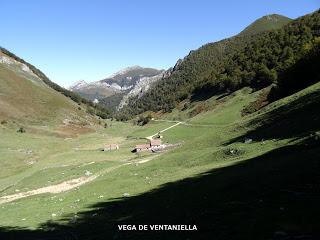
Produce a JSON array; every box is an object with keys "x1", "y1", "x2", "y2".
[{"x1": 239, "y1": 14, "x2": 292, "y2": 36}]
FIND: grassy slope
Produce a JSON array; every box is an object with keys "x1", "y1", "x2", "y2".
[
  {"x1": 0, "y1": 82, "x2": 319, "y2": 239},
  {"x1": 0, "y1": 58, "x2": 90, "y2": 125},
  {"x1": 75, "y1": 87, "x2": 118, "y2": 101}
]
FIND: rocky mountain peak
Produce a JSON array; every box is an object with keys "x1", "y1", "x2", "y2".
[{"x1": 69, "y1": 80, "x2": 88, "y2": 91}]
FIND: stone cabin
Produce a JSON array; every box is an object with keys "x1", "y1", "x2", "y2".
[
  {"x1": 150, "y1": 139, "x2": 161, "y2": 147},
  {"x1": 104, "y1": 144, "x2": 119, "y2": 151},
  {"x1": 133, "y1": 139, "x2": 162, "y2": 152}
]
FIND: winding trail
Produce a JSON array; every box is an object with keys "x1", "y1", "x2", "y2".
[{"x1": 152, "y1": 119, "x2": 218, "y2": 128}]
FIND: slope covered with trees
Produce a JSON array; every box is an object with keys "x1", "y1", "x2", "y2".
[{"x1": 119, "y1": 11, "x2": 319, "y2": 120}]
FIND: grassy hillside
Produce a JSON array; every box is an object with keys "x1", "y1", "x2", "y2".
[
  {"x1": 0, "y1": 47, "x2": 112, "y2": 119},
  {"x1": 0, "y1": 59, "x2": 88, "y2": 125},
  {"x1": 1, "y1": 49, "x2": 115, "y2": 127},
  {"x1": 0, "y1": 79, "x2": 319, "y2": 239}
]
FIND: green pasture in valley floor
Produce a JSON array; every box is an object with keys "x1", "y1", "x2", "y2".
[{"x1": 0, "y1": 122, "x2": 147, "y2": 197}]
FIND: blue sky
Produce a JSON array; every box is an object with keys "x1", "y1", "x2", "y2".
[{"x1": 0, "y1": 0, "x2": 318, "y2": 87}]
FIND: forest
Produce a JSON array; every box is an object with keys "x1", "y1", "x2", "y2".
[{"x1": 118, "y1": 10, "x2": 320, "y2": 120}]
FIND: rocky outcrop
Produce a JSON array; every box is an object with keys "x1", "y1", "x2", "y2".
[
  {"x1": 117, "y1": 71, "x2": 165, "y2": 110},
  {"x1": 0, "y1": 54, "x2": 44, "y2": 86}
]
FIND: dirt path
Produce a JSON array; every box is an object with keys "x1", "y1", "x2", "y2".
[
  {"x1": 153, "y1": 119, "x2": 218, "y2": 128},
  {"x1": 146, "y1": 121, "x2": 183, "y2": 140},
  {"x1": 0, "y1": 156, "x2": 157, "y2": 205},
  {"x1": 0, "y1": 175, "x2": 97, "y2": 205}
]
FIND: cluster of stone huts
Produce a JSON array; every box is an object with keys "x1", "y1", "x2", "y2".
[
  {"x1": 133, "y1": 139, "x2": 162, "y2": 152},
  {"x1": 103, "y1": 139, "x2": 163, "y2": 153}
]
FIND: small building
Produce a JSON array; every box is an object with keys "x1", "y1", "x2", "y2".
[
  {"x1": 104, "y1": 144, "x2": 119, "y2": 151},
  {"x1": 134, "y1": 144, "x2": 151, "y2": 152},
  {"x1": 133, "y1": 139, "x2": 162, "y2": 153},
  {"x1": 150, "y1": 139, "x2": 162, "y2": 147}
]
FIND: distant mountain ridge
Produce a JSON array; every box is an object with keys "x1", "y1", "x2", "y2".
[
  {"x1": 69, "y1": 66, "x2": 164, "y2": 106},
  {"x1": 69, "y1": 80, "x2": 88, "y2": 91}
]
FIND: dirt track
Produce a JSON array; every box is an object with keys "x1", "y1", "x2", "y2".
[
  {"x1": 146, "y1": 121, "x2": 183, "y2": 140},
  {"x1": 0, "y1": 175, "x2": 97, "y2": 204}
]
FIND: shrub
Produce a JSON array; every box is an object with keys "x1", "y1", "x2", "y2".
[
  {"x1": 136, "y1": 114, "x2": 152, "y2": 126},
  {"x1": 17, "y1": 127, "x2": 26, "y2": 133},
  {"x1": 182, "y1": 102, "x2": 190, "y2": 111},
  {"x1": 223, "y1": 148, "x2": 245, "y2": 156},
  {"x1": 86, "y1": 108, "x2": 95, "y2": 115}
]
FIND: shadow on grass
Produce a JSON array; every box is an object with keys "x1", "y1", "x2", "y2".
[
  {"x1": 0, "y1": 137, "x2": 319, "y2": 240},
  {"x1": 226, "y1": 89, "x2": 320, "y2": 144},
  {"x1": 190, "y1": 89, "x2": 231, "y2": 103}
]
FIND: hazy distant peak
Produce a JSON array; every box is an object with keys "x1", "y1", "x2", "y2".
[
  {"x1": 69, "y1": 80, "x2": 88, "y2": 91},
  {"x1": 109, "y1": 66, "x2": 144, "y2": 78},
  {"x1": 68, "y1": 65, "x2": 163, "y2": 102}
]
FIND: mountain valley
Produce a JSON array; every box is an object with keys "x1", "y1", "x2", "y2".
[{"x1": 0, "y1": 8, "x2": 319, "y2": 240}]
